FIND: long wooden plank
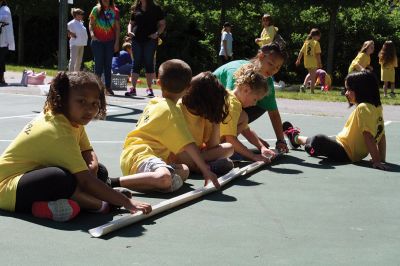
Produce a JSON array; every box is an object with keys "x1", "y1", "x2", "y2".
[{"x1": 89, "y1": 161, "x2": 265, "y2": 237}]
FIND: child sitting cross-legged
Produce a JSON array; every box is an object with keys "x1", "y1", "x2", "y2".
[
  {"x1": 116, "y1": 59, "x2": 220, "y2": 192},
  {"x1": 171, "y1": 72, "x2": 234, "y2": 176}
]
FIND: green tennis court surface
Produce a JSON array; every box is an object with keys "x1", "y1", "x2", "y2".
[{"x1": 1, "y1": 88, "x2": 400, "y2": 265}]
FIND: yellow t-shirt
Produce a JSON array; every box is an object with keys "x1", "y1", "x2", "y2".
[
  {"x1": 348, "y1": 52, "x2": 370, "y2": 73},
  {"x1": 380, "y1": 57, "x2": 398, "y2": 83},
  {"x1": 0, "y1": 112, "x2": 92, "y2": 211},
  {"x1": 300, "y1": 39, "x2": 321, "y2": 69},
  {"x1": 220, "y1": 91, "x2": 248, "y2": 137},
  {"x1": 336, "y1": 103, "x2": 384, "y2": 162},
  {"x1": 257, "y1": 26, "x2": 278, "y2": 47},
  {"x1": 178, "y1": 102, "x2": 213, "y2": 148},
  {"x1": 120, "y1": 98, "x2": 195, "y2": 175}
]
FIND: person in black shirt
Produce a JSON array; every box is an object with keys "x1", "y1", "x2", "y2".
[{"x1": 125, "y1": 0, "x2": 166, "y2": 97}]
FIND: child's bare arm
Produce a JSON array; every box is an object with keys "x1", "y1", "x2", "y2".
[
  {"x1": 225, "y1": 135, "x2": 270, "y2": 163},
  {"x1": 378, "y1": 134, "x2": 386, "y2": 162},
  {"x1": 363, "y1": 131, "x2": 387, "y2": 170},
  {"x1": 182, "y1": 143, "x2": 220, "y2": 188},
  {"x1": 295, "y1": 52, "x2": 303, "y2": 66},
  {"x1": 241, "y1": 128, "x2": 275, "y2": 159},
  {"x1": 81, "y1": 149, "x2": 99, "y2": 177},
  {"x1": 205, "y1": 123, "x2": 221, "y2": 149}
]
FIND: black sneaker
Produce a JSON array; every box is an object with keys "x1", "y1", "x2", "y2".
[
  {"x1": 390, "y1": 92, "x2": 396, "y2": 98},
  {"x1": 146, "y1": 88, "x2": 155, "y2": 97},
  {"x1": 282, "y1": 121, "x2": 301, "y2": 149},
  {"x1": 208, "y1": 158, "x2": 234, "y2": 175},
  {"x1": 125, "y1": 87, "x2": 137, "y2": 97}
]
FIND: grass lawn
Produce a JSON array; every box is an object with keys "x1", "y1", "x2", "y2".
[
  {"x1": 276, "y1": 86, "x2": 400, "y2": 105},
  {"x1": 6, "y1": 64, "x2": 399, "y2": 105}
]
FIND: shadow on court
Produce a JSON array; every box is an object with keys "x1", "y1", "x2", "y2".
[{"x1": 105, "y1": 103, "x2": 143, "y2": 123}]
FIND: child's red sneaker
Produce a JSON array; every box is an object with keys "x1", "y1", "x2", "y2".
[{"x1": 32, "y1": 199, "x2": 80, "y2": 222}]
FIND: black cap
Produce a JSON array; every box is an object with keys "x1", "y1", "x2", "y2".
[{"x1": 223, "y1": 22, "x2": 232, "y2": 27}]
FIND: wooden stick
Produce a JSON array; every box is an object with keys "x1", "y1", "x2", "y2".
[{"x1": 89, "y1": 161, "x2": 265, "y2": 237}]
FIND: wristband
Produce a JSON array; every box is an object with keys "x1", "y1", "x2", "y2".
[{"x1": 275, "y1": 139, "x2": 287, "y2": 146}]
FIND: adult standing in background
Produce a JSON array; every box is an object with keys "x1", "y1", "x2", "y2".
[
  {"x1": 0, "y1": 0, "x2": 14, "y2": 86},
  {"x1": 218, "y1": 22, "x2": 233, "y2": 65},
  {"x1": 89, "y1": 0, "x2": 120, "y2": 96},
  {"x1": 125, "y1": 0, "x2": 166, "y2": 97},
  {"x1": 67, "y1": 8, "x2": 88, "y2": 72},
  {"x1": 255, "y1": 14, "x2": 277, "y2": 47}
]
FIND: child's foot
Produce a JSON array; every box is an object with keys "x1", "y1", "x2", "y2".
[
  {"x1": 282, "y1": 121, "x2": 301, "y2": 149},
  {"x1": 32, "y1": 199, "x2": 80, "y2": 222},
  {"x1": 125, "y1": 87, "x2": 137, "y2": 97},
  {"x1": 146, "y1": 88, "x2": 155, "y2": 97},
  {"x1": 384, "y1": 94, "x2": 388, "y2": 98},
  {"x1": 390, "y1": 92, "x2": 396, "y2": 98},
  {"x1": 299, "y1": 85, "x2": 306, "y2": 93},
  {"x1": 208, "y1": 158, "x2": 234, "y2": 175}
]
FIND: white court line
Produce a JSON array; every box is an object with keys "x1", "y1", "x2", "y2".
[
  {"x1": 385, "y1": 121, "x2": 392, "y2": 126},
  {"x1": 0, "y1": 92, "x2": 45, "y2": 98},
  {"x1": 0, "y1": 114, "x2": 37, "y2": 120}
]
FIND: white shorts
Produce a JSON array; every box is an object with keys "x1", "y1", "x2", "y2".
[{"x1": 137, "y1": 157, "x2": 174, "y2": 174}]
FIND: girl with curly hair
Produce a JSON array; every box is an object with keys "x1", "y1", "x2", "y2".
[
  {"x1": 0, "y1": 72, "x2": 151, "y2": 222},
  {"x1": 221, "y1": 64, "x2": 275, "y2": 163}
]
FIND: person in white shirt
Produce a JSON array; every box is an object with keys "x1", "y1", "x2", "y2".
[
  {"x1": 67, "y1": 8, "x2": 88, "y2": 71},
  {"x1": 218, "y1": 22, "x2": 233, "y2": 65},
  {"x1": 0, "y1": 0, "x2": 14, "y2": 85}
]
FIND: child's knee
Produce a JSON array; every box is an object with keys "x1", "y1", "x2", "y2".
[
  {"x1": 221, "y1": 142, "x2": 234, "y2": 157},
  {"x1": 154, "y1": 168, "x2": 173, "y2": 190}
]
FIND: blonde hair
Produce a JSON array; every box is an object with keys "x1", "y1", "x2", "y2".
[
  {"x1": 360, "y1": 40, "x2": 374, "y2": 53},
  {"x1": 234, "y1": 64, "x2": 269, "y2": 95}
]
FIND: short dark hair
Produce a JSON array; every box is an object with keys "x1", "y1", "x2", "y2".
[
  {"x1": 182, "y1": 72, "x2": 229, "y2": 124},
  {"x1": 158, "y1": 59, "x2": 192, "y2": 93},
  {"x1": 44, "y1": 71, "x2": 107, "y2": 119},
  {"x1": 345, "y1": 70, "x2": 381, "y2": 107}
]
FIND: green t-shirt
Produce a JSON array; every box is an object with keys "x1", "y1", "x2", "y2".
[{"x1": 213, "y1": 60, "x2": 277, "y2": 111}]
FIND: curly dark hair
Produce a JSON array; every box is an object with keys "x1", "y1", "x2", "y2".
[
  {"x1": 44, "y1": 71, "x2": 107, "y2": 120},
  {"x1": 182, "y1": 72, "x2": 229, "y2": 124},
  {"x1": 345, "y1": 70, "x2": 381, "y2": 107}
]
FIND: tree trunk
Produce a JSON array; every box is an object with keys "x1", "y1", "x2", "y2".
[
  {"x1": 326, "y1": 7, "x2": 337, "y2": 75},
  {"x1": 16, "y1": 5, "x2": 24, "y2": 64}
]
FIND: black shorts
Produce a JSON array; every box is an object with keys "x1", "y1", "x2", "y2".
[{"x1": 305, "y1": 134, "x2": 351, "y2": 162}]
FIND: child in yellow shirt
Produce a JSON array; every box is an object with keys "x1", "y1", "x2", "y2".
[
  {"x1": 173, "y1": 72, "x2": 234, "y2": 175},
  {"x1": 118, "y1": 59, "x2": 220, "y2": 192},
  {"x1": 348, "y1": 40, "x2": 375, "y2": 73},
  {"x1": 296, "y1": 28, "x2": 322, "y2": 94},
  {"x1": 283, "y1": 71, "x2": 387, "y2": 170},
  {"x1": 378, "y1": 40, "x2": 398, "y2": 97},
  {"x1": 221, "y1": 63, "x2": 276, "y2": 162},
  {"x1": 0, "y1": 72, "x2": 151, "y2": 222}
]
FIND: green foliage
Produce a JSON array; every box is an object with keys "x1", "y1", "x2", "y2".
[{"x1": 7, "y1": 0, "x2": 400, "y2": 88}]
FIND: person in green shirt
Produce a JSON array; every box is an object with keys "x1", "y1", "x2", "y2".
[{"x1": 213, "y1": 43, "x2": 288, "y2": 153}]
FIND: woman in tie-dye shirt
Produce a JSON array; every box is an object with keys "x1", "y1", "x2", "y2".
[{"x1": 89, "y1": 0, "x2": 120, "y2": 96}]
